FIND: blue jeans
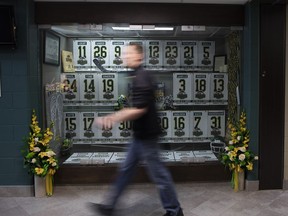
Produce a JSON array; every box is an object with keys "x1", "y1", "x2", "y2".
[{"x1": 107, "y1": 138, "x2": 181, "y2": 213}]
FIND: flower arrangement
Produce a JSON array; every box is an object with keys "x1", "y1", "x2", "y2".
[
  {"x1": 60, "y1": 138, "x2": 73, "y2": 156},
  {"x1": 220, "y1": 111, "x2": 258, "y2": 191},
  {"x1": 22, "y1": 110, "x2": 59, "y2": 178}
]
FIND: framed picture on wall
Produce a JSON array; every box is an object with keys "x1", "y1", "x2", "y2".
[
  {"x1": 44, "y1": 31, "x2": 60, "y2": 65},
  {"x1": 213, "y1": 55, "x2": 227, "y2": 72}
]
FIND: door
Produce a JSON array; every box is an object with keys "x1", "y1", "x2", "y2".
[{"x1": 259, "y1": 4, "x2": 285, "y2": 189}]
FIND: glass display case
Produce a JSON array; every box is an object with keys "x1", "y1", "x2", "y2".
[
  {"x1": 42, "y1": 24, "x2": 241, "y2": 176},
  {"x1": 43, "y1": 23, "x2": 241, "y2": 183}
]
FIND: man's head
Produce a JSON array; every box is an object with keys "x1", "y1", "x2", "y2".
[{"x1": 123, "y1": 44, "x2": 144, "y2": 69}]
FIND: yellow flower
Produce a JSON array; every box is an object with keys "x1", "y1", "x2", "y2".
[
  {"x1": 243, "y1": 139, "x2": 249, "y2": 144},
  {"x1": 45, "y1": 128, "x2": 53, "y2": 136},
  {"x1": 23, "y1": 110, "x2": 59, "y2": 178},
  {"x1": 246, "y1": 162, "x2": 253, "y2": 170},
  {"x1": 39, "y1": 152, "x2": 47, "y2": 158},
  {"x1": 35, "y1": 167, "x2": 44, "y2": 175},
  {"x1": 47, "y1": 157, "x2": 55, "y2": 164},
  {"x1": 221, "y1": 111, "x2": 257, "y2": 173},
  {"x1": 239, "y1": 147, "x2": 246, "y2": 152},
  {"x1": 39, "y1": 139, "x2": 49, "y2": 146},
  {"x1": 228, "y1": 151, "x2": 237, "y2": 161},
  {"x1": 34, "y1": 126, "x2": 41, "y2": 134},
  {"x1": 229, "y1": 164, "x2": 235, "y2": 170},
  {"x1": 29, "y1": 144, "x2": 35, "y2": 151}
]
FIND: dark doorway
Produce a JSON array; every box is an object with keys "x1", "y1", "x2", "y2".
[{"x1": 259, "y1": 4, "x2": 285, "y2": 189}]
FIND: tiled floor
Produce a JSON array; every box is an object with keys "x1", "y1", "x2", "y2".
[{"x1": 1, "y1": 182, "x2": 288, "y2": 216}]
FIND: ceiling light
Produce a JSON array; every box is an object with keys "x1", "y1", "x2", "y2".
[
  {"x1": 193, "y1": 26, "x2": 206, "y2": 31},
  {"x1": 181, "y1": 25, "x2": 194, "y2": 31},
  {"x1": 181, "y1": 25, "x2": 206, "y2": 31},
  {"x1": 143, "y1": 25, "x2": 155, "y2": 30},
  {"x1": 112, "y1": 26, "x2": 130, "y2": 30},
  {"x1": 129, "y1": 25, "x2": 142, "y2": 30},
  {"x1": 112, "y1": 25, "x2": 173, "y2": 31},
  {"x1": 90, "y1": 24, "x2": 102, "y2": 31},
  {"x1": 145, "y1": 27, "x2": 174, "y2": 31}
]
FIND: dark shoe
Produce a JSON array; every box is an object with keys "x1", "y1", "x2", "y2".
[
  {"x1": 88, "y1": 202, "x2": 114, "y2": 216},
  {"x1": 163, "y1": 208, "x2": 184, "y2": 216}
]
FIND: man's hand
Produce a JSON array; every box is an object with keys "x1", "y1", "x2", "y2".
[
  {"x1": 94, "y1": 116, "x2": 115, "y2": 130},
  {"x1": 94, "y1": 107, "x2": 147, "y2": 130}
]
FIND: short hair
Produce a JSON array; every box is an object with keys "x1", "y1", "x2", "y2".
[{"x1": 129, "y1": 44, "x2": 144, "y2": 54}]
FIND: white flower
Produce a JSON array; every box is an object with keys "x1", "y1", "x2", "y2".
[
  {"x1": 33, "y1": 147, "x2": 41, "y2": 152},
  {"x1": 31, "y1": 158, "x2": 36, "y2": 163},
  {"x1": 239, "y1": 154, "x2": 246, "y2": 161},
  {"x1": 254, "y1": 156, "x2": 259, "y2": 160},
  {"x1": 239, "y1": 147, "x2": 246, "y2": 152},
  {"x1": 52, "y1": 162, "x2": 57, "y2": 167},
  {"x1": 229, "y1": 140, "x2": 233, "y2": 145},
  {"x1": 47, "y1": 150, "x2": 56, "y2": 157},
  {"x1": 34, "y1": 137, "x2": 39, "y2": 143},
  {"x1": 237, "y1": 136, "x2": 241, "y2": 141},
  {"x1": 225, "y1": 147, "x2": 229, "y2": 151}
]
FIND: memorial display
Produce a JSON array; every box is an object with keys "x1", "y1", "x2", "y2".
[{"x1": 59, "y1": 37, "x2": 229, "y2": 163}]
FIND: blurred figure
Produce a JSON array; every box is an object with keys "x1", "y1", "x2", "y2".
[{"x1": 93, "y1": 44, "x2": 184, "y2": 216}]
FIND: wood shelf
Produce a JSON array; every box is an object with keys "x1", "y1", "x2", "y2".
[{"x1": 54, "y1": 161, "x2": 231, "y2": 185}]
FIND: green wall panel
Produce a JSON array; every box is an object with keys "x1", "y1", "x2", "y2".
[{"x1": 0, "y1": 0, "x2": 40, "y2": 185}]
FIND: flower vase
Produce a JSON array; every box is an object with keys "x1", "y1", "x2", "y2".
[
  {"x1": 238, "y1": 170, "x2": 245, "y2": 191},
  {"x1": 233, "y1": 169, "x2": 245, "y2": 192},
  {"x1": 45, "y1": 174, "x2": 53, "y2": 196},
  {"x1": 34, "y1": 175, "x2": 46, "y2": 197}
]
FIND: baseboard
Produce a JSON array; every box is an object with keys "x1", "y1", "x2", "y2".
[
  {"x1": 0, "y1": 186, "x2": 34, "y2": 197},
  {"x1": 245, "y1": 180, "x2": 259, "y2": 191},
  {"x1": 283, "y1": 179, "x2": 288, "y2": 189}
]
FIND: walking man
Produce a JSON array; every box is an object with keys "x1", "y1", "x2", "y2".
[{"x1": 93, "y1": 44, "x2": 184, "y2": 216}]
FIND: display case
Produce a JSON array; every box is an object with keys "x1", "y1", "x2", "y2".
[{"x1": 54, "y1": 24, "x2": 231, "y2": 165}]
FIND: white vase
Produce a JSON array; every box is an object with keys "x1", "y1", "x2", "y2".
[{"x1": 34, "y1": 175, "x2": 46, "y2": 197}]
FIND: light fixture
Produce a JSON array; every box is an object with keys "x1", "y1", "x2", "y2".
[
  {"x1": 129, "y1": 25, "x2": 142, "y2": 30},
  {"x1": 112, "y1": 25, "x2": 173, "y2": 31},
  {"x1": 181, "y1": 25, "x2": 206, "y2": 31},
  {"x1": 193, "y1": 26, "x2": 206, "y2": 31},
  {"x1": 146, "y1": 27, "x2": 174, "y2": 31},
  {"x1": 90, "y1": 24, "x2": 103, "y2": 31},
  {"x1": 181, "y1": 25, "x2": 194, "y2": 31},
  {"x1": 112, "y1": 26, "x2": 131, "y2": 31}
]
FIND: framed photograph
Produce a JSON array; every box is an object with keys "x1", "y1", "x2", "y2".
[
  {"x1": 213, "y1": 55, "x2": 227, "y2": 72},
  {"x1": 44, "y1": 31, "x2": 60, "y2": 65},
  {"x1": 62, "y1": 50, "x2": 75, "y2": 72}
]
